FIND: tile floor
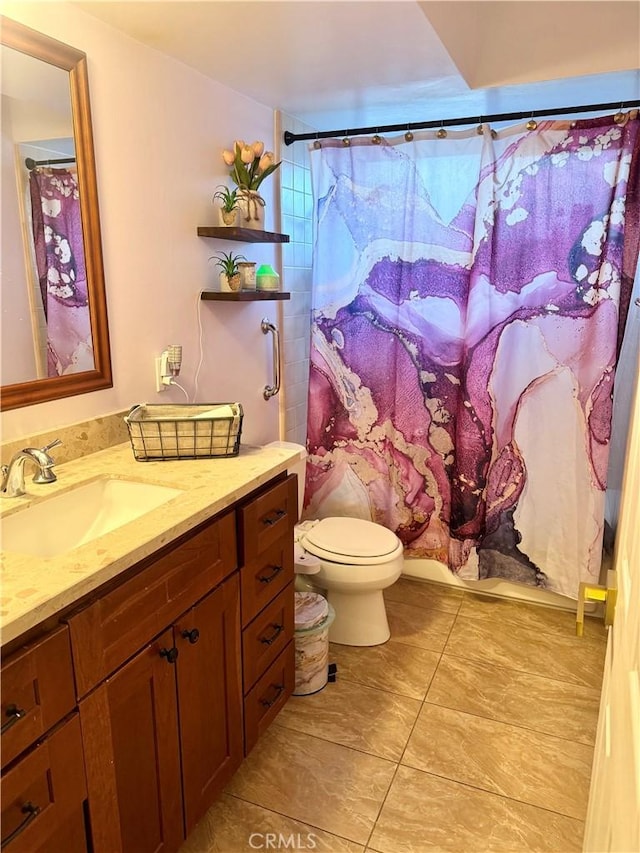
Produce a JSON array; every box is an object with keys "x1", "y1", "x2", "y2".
[{"x1": 181, "y1": 578, "x2": 607, "y2": 852}]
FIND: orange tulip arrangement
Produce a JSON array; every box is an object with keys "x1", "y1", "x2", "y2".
[{"x1": 221, "y1": 140, "x2": 280, "y2": 192}]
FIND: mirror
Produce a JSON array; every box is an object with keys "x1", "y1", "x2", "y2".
[{"x1": 0, "y1": 16, "x2": 112, "y2": 410}]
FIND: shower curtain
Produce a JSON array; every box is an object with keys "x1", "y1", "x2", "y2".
[
  {"x1": 305, "y1": 113, "x2": 640, "y2": 599},
  {"x1": 29, "y1": 167, "x2": 94, "y2": 376}
]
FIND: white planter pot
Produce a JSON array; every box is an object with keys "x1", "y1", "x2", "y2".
[
  {"x1": 218, "y1": 206, "x2": 239, "y2": 227},
  {"x1": 219, "y1": 272, "x2": 241, "y2": 292},
  {"x1": 237, "y1": 190, "x2": 264, "y2": 230}
]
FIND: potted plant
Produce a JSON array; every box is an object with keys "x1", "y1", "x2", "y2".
[
  {"x1": 221, "y1": 140, "x2": 281, "y2": 228},
  {"x1": 212, "y1": 185, "x2": 239, "y2": 227},
  {"x1": 211, "y1": 251, "x2": 245, "y2": 292}
]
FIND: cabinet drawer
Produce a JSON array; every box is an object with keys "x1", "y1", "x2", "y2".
[
  {"x1": 1, "y1": 626, "x2": 76, "y2": 769},
  {"x1": 240, "y1": 534, "x2": 294, "y2": 627},
  {"x1": 68, "y1": 511, "x2": 237, "y2": 697},
  {"x1": 242, "y1": 583, "x2": 294, "y2": 694},
  {"x1": 1, "y1": 714, "x2": 87, "y2": 852},
  {"x1": 238, "y1": 474, "x2": 297, "y2": 564},
  {"x1": 244, "y1": 642, "x2": 295, "y2": 755}
]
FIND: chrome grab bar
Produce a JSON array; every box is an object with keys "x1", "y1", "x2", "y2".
[{"x1": 261, "y1": 318, "x2": 281, "y2": 400}]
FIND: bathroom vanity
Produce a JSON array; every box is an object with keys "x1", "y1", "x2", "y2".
[{"x1": 0, "y1": 442, "x2": 300, "y2": 852}]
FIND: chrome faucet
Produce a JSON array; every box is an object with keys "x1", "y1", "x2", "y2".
[{"x1": 1, "y1": 439, "x2": 61, "y2": 498}]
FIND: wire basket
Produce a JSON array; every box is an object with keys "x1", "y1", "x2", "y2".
[{"x1": 125, "y1": 403, "x2": 243, "y2": 461}]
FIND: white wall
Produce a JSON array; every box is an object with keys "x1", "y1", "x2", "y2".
[{"x1": 1, "y1": 1, "x2": 280, "y2": 446}]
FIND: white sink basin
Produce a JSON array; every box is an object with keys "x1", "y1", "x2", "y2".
[{"x1": 1, "y1": 478, "x2": 183, "y2": 558}]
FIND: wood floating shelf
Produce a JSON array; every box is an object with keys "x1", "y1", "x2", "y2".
[
  {"x1": 197, "y1": 227, "x2": 290, "y2": 243},
  {"x1": 200, "y1": 291, "x2": 291, "y2": 302}
]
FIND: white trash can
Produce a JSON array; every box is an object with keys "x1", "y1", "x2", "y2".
[{"x1": 293, "y1": 592, "x2": 335, "y2": 696}]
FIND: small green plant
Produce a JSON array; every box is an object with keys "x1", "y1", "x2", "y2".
[
  {"x1": 210, "y1": 251, "x2": 246, "y2": 277},
  {"x1": 212, "y1": 185, "x2": 238, "y2": 212}
]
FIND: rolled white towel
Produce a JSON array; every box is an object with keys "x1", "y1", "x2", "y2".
[{"x1": 191, "y1": 405, "x2": 236, "y2": 420}]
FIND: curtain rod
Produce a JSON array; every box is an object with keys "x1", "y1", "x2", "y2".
[
  {"x1": 283, "y1": 99, "x2": 640, "y2": 145},
  {"x1": 25, "y1": 156, "x2": 76, "y2": 170}
]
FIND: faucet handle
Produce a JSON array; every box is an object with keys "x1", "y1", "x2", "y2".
[
  {"x1": 41, "y1": 438, "x2": 62, "y2": 454},
  {"x1": 32, "y1": 439, "x2": 61, "y2": 484}
]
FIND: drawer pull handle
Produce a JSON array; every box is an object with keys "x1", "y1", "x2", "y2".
[
  {"x1": 159, "y1": 646, "x2": 179, "y2": 664},
  {"x1": 258, "y1": 565, "x2": 283, "y2": 584},
  {"x1": 1, "y1": 802, "x2": 41, "y2": 849},
  {"x1": 181, "y1": 628, "x2": 200, "y2": 645},
  {"x1": 262, "y1": 509, "x2": 286, "y2": 527},
  {"x1": 260, "y1": 623, "x2": 284, "y2": 646},
  {"x1": 259, "y1": 683, "x2": 284, "y2": 709},
  {"x1": 1, "y1": 705, "x2": 26, "y2": 735}
]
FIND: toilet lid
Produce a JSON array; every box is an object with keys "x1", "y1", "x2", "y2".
[{"x1": 302, "y1": 517, "x2": 400, "y2": 560}]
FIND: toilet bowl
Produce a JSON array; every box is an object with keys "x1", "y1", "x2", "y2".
[
  {"x1": 264, "y1": 442, "x2": 404, "y2": 647},
  {"x1": 296, "y1": 517, "x2": 403, "y2": 646}
]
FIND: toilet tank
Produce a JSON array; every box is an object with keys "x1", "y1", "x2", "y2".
[{"x1": 263, "y1": 442, "x2": 307, "y2": 520}]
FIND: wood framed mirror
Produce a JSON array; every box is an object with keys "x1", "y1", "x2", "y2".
[{"x1": 0, "y1": 16, "x2": 112, "y2": 411}]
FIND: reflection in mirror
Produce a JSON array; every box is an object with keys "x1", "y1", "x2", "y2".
[{"x1": 0, "y1": 16, "x2": 112, "y2": 411}]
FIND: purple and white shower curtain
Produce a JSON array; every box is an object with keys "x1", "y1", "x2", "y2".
[
  {"x1": 305, "y1": 114, "x2": 640, "y2": 598},
  {"x1": 30, "y1": 168, "x2": 94, "y2": 376}
]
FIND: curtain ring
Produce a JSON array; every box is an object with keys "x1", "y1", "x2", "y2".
[
  {"x1": 614, "y1": 103, "x2": 626, "y2": 124},
  {"x1": 526, "y1": 113, "x2": 538, "y2": 131},
  {"x1": 342, "y1": 134, "x2": 351, "y2": 146},
  {"x1": 372, "y1": 131, "x2": 382, "y2": 145},
  {"x1": 405, "y1": 125, "x2": 414, "y2": 142},
  {"x1": 313, "y1": 132, "x2": 321, "y2": 150},
  {"x1": 476, "y1": 116, "x2": 484, "y2": 135},
  {"x1": 437, "y1": 122, "x2": 447, "y2": 139}
]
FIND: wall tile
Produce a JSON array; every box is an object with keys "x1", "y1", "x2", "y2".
[
  {"x1": 284, "y1": 360, "x2": 309, "y2": 387},
  {"x1": 280, "y1": 112, "x2": 314, "y2": 440},
  {"x1": 282, "y1": 187, "x2": 294, "y2": 216},
  {"x1": 295, "y1": 402, "x2": 308, "y2": 431},
  {"x1": 284, "y1": 316, "x2": 311, "y2": 342},
  {"x1": 286, "y1": 380, "x2": 309, "y2": 408},
  {"x1": 281, "y1": 160, "x2": 294, "y2": 189}
]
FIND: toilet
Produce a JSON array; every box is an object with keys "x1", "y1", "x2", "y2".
[
  {"x1": 272, "y1": 442, "x2": 404, "y2": 647},
  {"x1": 296, "y1": 516, "x2": 404, "y2": 646}
]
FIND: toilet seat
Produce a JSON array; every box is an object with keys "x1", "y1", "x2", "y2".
[{"x1": 301, "y1": 517, "x2": 403, "y2": 566}]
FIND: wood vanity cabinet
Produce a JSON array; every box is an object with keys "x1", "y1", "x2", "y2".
[{"x1": 0, "y1": 470, "x2": 298, "y2": 853}]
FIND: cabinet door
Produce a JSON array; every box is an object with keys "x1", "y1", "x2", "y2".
[
  {"x1": 174, "y1": 574, "x2": 243, "y2": 835},
  {"x1": 80, "y1": 630, "x2": 183, "y2": 853}
]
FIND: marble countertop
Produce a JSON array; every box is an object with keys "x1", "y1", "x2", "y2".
[{"x1": 0, "y1": 441, "x2": 304, "y2": 646}]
